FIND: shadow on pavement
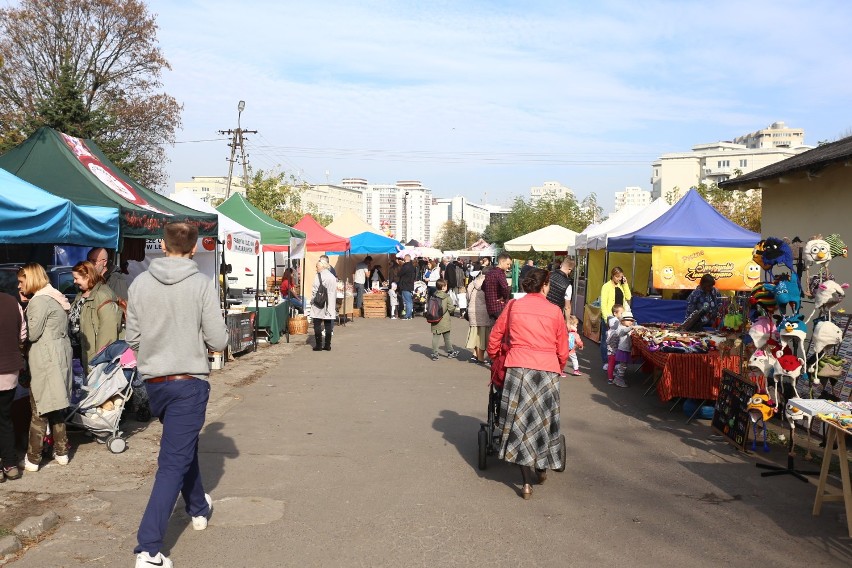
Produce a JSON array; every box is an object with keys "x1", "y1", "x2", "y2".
[
  {"x1": 199, "y1": 421, "x2": 238, "y2": 492},
  {"x1": 432, "y1": 409, "x2": 517, "y2": 491}
]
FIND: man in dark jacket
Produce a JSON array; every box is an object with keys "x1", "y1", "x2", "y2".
[
  {"x1": 546, "y1": 257, "x2": 575, "y2": 324},
  {"x1": 397, "y1": 255, "x2": 416, "y2": 319}
]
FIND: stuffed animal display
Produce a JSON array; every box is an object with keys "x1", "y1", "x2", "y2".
[{"x1": 745, "y1": 234, "x2": 847, "y2": 426}]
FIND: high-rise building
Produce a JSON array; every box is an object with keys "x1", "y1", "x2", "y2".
[
  {"x1": 614, "y1": 186, "x2": 652, "y2": 212},
  {"x1": 733, "y1": 121, "x2": 805, "y2": 149},
  {"x1": 345, "y1": 179, "x2": 432, "y2": 243},
  {"x1": 300, "y1": 184, "x2": 363, "y2": 219},
  {"x1": 430, "y1": 196, "x2": 491, "y2": 244},
  {"x1": 529, "y1": 181, "x2": 574, "y2": 202},
  {"x1": 650, "y1": 131, "x2": 810, "y2": 200}
]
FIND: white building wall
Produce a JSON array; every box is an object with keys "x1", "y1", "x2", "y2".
[
  {"x1": 360, "y1": 181, "x2": 432, "y2": 243},
  {"x1": 430, "y1": 196, "x2": 491, "y2": 243},
  {"x1": 530, "y1": 181, "x2": 574, "y2": 202},
  {"x1": 173, "y1": 176, "x2": 246, "y2": 203},
  {"x1": 302, "y1": 184, "x2": 363, "y2": 219},
  {"x1": 614, "y1": 186, "x2": 652, "y2": 212}
]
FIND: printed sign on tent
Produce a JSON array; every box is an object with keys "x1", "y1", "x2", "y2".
[
  {"x1": 651, "y1": 246, "x2": 758, "y2": 291},
  {"x1": 225, "y1": 232, "x2": 260, "y2": 255}
]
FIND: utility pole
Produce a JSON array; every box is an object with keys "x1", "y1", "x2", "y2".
[{"x1": 219, "y1": 100, "x2": 257, "y2": 199}]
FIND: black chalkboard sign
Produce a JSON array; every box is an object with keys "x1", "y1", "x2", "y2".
[{"x1": 712, "y1": 370, "x2": 757, "y2": 451}]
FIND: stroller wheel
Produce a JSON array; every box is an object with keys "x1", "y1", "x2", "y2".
[
  {"x1": 477, "y1": 427, "x2": 488, "y2": 470},
  {"x1": 136, "y1": 406, "x2": 152, "y2": 422},
  {"x1": 107, "y1": 436, "x2": 127, "y2": 454}
]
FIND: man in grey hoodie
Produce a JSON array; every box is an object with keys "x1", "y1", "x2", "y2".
[{"x1": 127, "y1": 222, "x2": 228, "y2": 568}]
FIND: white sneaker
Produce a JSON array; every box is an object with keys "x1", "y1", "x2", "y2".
[
  {"x1": 602, "y1": 364, "x2": 609, "y2": 371},
  {"x1": 23, "y1": 456, "x2": 38, "y2": 472},
  {"x1": 191, "y1": 493, "x2": 212, "y2": 530},
  {"x1": 54, "y1": 454, "x2": 69, "y2": 465},
  {"x1": 136, "y1": 552, "x2": 173, "y2": 568}
]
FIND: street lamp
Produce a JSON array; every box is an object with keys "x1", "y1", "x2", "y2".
[{"x1": 403, "y1": 191, "x2": 409, "y2": 242}]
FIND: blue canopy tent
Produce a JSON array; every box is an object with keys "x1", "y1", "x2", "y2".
[
  {"x1": 604, "y1": 189, "x2": 759, "y2": 324},
  {"x1": 607, "y1": 189, "x2": 759, "y2": 252},
  {"x1": 327, "y1": 231, "x2": 403, "y2": 255},
  {"x1": 0, "y1": 167, "x2": 118, "y2": 247}
]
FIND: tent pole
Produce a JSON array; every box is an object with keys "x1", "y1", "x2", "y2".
[
  {"x1": 254, "y1": 254, "x2": 260, "y2": 352},
  {"x1": 631, "y1": 251, "x2": 636, "y2": 289}
]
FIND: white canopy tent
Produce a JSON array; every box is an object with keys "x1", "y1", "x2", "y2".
[
  {"x1": 586, "y1": 198, "x2": 670, "y2": 250},
  {"x1": 503, "y1": 224, "x2": 578, "y2": 252},
  {"x1": 574, "y1": 206, "x2": 640, "y2": 251}
]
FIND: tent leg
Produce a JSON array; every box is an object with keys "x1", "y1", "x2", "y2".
[
  {"x1": 631, "y1": 252, "x2": 637, "y2": 289},
  {"x1": 254, "y1": 255, "x2": 260, "y2": 352}
]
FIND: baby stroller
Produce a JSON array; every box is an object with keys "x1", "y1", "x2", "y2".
[
  {"x1": 66, "y1": 340, "x2": 135, "y2": 454},
  {"x1": 412, "y1": 281, "x2": 428, "y2": 317},
  {"x1": 477, "y1": 383, "x2": 503, "y2": 470}
]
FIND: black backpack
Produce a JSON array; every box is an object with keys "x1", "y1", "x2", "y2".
[
  {"x1": 426, "y1": 295, "x2": 444, "y2": 323},
  {"x1": 312, "y1": 278, "x2": 328, "y2": 309}
]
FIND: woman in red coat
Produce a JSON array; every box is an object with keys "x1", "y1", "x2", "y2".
[{"x1": 488, "y1": 268, "x2": 568, "y2": 500}]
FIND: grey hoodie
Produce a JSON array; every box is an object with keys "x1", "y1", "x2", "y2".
[{"x1": 126, "y1": 257, "x2": 228, "y2": 380}]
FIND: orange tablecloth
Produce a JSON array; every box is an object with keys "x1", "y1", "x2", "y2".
[{"x1": 632, "y1": 336, "x2": 741, "y2": 402}]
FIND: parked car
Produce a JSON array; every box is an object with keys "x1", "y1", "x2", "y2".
[{"x1": 0, "y1": 264, "x2": 77, "y2": 304}]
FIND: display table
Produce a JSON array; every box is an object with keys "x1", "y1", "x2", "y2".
[
  {"x1": 336, "y1": 291, "x2": 354, "y2": 325},
  {"x1": 362, "y1": 292, "x2": 387, "y2": 318},
  {"x1": 226, "y1": 312, "x2": 255, "y2": 353},
  {"x1": 246, "y1": 300, "x2": 290, "y2": 344},
  {"x1": 812, "y1": 418, "x2": 852, "y2": 537},
  {"x1": 632, "y1": 335, "x2": 741, "y2": 402}
]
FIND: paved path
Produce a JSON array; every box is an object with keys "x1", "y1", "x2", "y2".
[{"x1": 5, "y1": 316, "x2": 852, "y2": 567}]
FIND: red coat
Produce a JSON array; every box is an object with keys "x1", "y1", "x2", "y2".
[{"x1": 488, "y1": 293, "x2": 568, "y2": 374}]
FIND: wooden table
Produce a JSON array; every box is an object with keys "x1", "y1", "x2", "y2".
[{"x1": 812, "y1": 420, "x2": 852, "y2": 538}]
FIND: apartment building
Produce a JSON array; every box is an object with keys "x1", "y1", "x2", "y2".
[
  {"x1": 530, "y1": 181, "x2": 574, "y2": 202},
  {"x1": 430, "y1": 196, "x2": 492, "y2": 242},
  {"x1": 173, "y1": 176, "x2": 246, "y2": 203},
  {"x1": 614, "y1": 186, "x2": 652, "y2": 212},
  {"x1": 344, "y1": 179, "x2": 432, "y2": 244},
  {"x1": 651, "y1": 140, "x2": 809, "y2": 200},
  {"x1": 733, "y1": 121, "x2": 804, "y2": 149},
  {"x1": 300, "y1": 183, "x2": 363, "y2": 219}
]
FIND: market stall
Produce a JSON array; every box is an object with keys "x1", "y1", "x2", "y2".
[
  {"x1": 503, "y1": 224, "x2": 578, "y2": 254},
  {"x1": 293, "y1": 214, "x2": 352, "y2": 322},
  {"x1": 217, "y1": 194, "x2": 306, "y2": 344}
]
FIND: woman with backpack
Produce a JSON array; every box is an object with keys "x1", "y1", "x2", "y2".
[
  {"x1": 71, "y1": 261, "x2": 122, "y2": 372},
  {"x1": 310, "y1": 257, "x2": 337, "y2": 352}
]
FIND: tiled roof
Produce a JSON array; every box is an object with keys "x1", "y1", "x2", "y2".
[{"x1": 719, "y1": 136, "x2": 852, "y2": 190}]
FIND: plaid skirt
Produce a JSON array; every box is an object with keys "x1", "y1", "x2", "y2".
[{"x1": 497, "y1": 366, "x2": 563, "y2": 470}]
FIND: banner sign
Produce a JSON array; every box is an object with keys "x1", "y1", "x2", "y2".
[
  {"x1": 226, "y1": 232, "x2": 260, "y2": 256},
  {"x1": 651, "y1": 246, "x2": 758, "y2": 291}
]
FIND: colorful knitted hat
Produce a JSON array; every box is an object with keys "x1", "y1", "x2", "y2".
[
  {"x1": 804, "y1": 237, "x2": 831, "y2": 266},
  {"x1": 825, "y1": 233, "x2": 847, "y2": 258},
  {"x1": 812, "y1": 320, "x2": 843, "y2": 355}
]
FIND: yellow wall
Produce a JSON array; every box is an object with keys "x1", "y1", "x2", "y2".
[{"x1": 585, "y1": 250, "x2": 652, "y2": 305}]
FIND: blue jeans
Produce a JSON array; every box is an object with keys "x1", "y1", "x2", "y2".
[
  {"x1": 135, "y1": 378, "x2": 211, "y2": 555},
  {"x1": 354, "y1": 282, "x2": 365, "y2": 309},
  {"x1": 401, "y1": 290, "x2": 413, "y2": 319}
]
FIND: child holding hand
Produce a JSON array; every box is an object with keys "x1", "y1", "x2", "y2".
[{"x1": 567, "y1": 315, "x2": 584, "y2": 375}]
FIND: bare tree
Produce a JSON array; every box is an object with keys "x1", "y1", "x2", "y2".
[{"x1": 0, "y1": 0, "x2": 180, "y2": 188}]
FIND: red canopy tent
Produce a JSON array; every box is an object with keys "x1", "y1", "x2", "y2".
[{"x1": 293, "y1": 214, "x2": 350, "y2": 252}]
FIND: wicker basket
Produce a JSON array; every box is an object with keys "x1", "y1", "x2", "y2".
[{"x1": 288, "y1": 315, "x2": 309, "y2": 335}]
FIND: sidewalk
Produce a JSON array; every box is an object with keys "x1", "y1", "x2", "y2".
[{"x1": 4, "y1": 315, "x2": 852, "y2": 567}]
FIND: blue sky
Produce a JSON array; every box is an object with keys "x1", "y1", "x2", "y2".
[{"x1": 149, "y1": 0, "x2": 852, "y2": 211}]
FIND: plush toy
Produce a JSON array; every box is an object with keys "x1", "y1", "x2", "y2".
[
  {"x1": 752, "y1": 240, "x2": 772, "y2": 271},
  {"x1": 806, "y1": 280, "x2": 849, "y2": 322},
  {"x1": 778, "y1": 313, "x2": 808, "y2": 364},
  {"x1": 765, "y1": 273, "x2": 801, "y2": 315},
  {"x1": 809, "y1": 320, "x2": 843, "y2": 385},
  {"x1": 761, "y1": 237, "x2": 795, "y2": 275}
]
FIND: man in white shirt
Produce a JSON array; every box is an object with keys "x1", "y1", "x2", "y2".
[{"x1": 353, "y1": 256, "x2": 372, "y2": 314}]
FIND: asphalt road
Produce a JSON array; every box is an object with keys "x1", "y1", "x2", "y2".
[{"x1": 5, "y1": 315, "x2": 852, "y2": 567}]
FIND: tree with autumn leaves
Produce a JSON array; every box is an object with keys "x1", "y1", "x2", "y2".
[{"x1": 0, "y1": 0, "x2": 179, "y2": 189}]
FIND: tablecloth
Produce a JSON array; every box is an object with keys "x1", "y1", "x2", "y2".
[
  {"x1": 246, "y1": 300, "x2": 290, "y2": 344},
  {"x1": 632, "y1": 335, "x2": 741, "y2": 402}
]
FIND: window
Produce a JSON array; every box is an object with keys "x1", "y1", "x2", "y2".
[
  {"x1": 717, "y1": 160, "x2": 730, "y2": 168},
  {"x1": 739, "y1": 159, "x2": 748, "y2": 167}
]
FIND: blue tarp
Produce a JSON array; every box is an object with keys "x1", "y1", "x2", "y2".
[
  {"x1": 606, "y1": 189, "x2": 759, "y2": 253},
  {"x1": 632, "y1": 296, "x2": 687, "y2": 325},
  {"x1": 0, "y1": 168, "x2": 118, "y2": 247},
  {"x1": 327, "y1": 231, "x2": 403, "y2": 255}
]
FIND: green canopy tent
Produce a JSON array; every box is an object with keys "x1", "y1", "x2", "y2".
[
  {"x1": 0, "y1": 127, "x2": 218, "y2": 239},
  {"x1": 216, "y1": 193, "x2": 306, "y2": 251}
]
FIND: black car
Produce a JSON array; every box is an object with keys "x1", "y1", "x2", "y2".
[{"x1": 0, "y1": 264, "x2": 78, "y2": 304}]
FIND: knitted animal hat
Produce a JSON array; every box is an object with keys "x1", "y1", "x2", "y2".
[
  {"x1": 748, "y1": 315, "x2": 776, "y2": 348},
  {"x1": 747, "y1": 349, "x2": 774, "y2": 376},
  {"x1": 804, "y1": 237, "x2": 831, "y2": 267},
  {"x1": 812, "y1": 320, "x2": 843, "y2": 355},
  {"x1": 778, "y1": 313, "x2": 808, "y2": 343},
  {"x1": 761, "y1": 237, "x2": 795, "y2": 273},
  {"x1": 825, "y1": 233, "x2": 847, "y2": 258}
]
